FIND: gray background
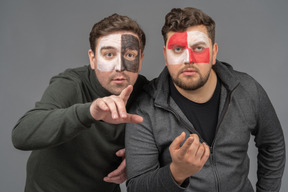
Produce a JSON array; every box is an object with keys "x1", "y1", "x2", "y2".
[{"x1": 1, "y1": 0, "x2": 287, "y2": 191}]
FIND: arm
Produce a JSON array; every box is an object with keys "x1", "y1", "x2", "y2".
[
  {"x1": 253, "y1": 82, "x2": 285, "y2": 192},
  {"x1": 12, "y1": 77, "x2": 93, "y2": 150},
  {"x1": 12, "y1": 75, "x2": 142, "y2": 150}
]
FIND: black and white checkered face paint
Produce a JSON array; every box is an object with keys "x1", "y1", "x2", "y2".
[{"x1": 96, "y1": 33, "x2": 140, "y2": 72}]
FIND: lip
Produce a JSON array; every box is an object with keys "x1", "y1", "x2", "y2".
[
  {"x1": 181, "y1": 68, "x2": 197, "y2": 76},
  {"x1": 112, "y1": 77, "x2": 127, "y2": 84}
]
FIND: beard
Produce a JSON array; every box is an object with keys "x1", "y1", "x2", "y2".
[{"x1": 171, "y1": 67, "x2": 211, "y2": 91}]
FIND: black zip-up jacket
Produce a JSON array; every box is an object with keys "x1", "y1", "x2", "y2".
[
  {"x1": 125, "y1": 61, "x2": 285, "y2": 192},
  {"x1": 12, "y1": 65, "x2": 148, "y2": 192}
]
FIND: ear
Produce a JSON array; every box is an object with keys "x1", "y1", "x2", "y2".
[
  {"x1": 163, "y1": 45, "x2": 167, "y2": 66},
  {"x1": 138, "y1": 52, "x2": 144, "y2": 72},
  {"x1": 88, "y1": 49, "x2": 96, "y2": 70},
  {"x1": 212, "y1": 43, "x2": 218, "y2": 65},
  {"x1": 163, "y1": 46, "x2": 168, "y2": 66}
]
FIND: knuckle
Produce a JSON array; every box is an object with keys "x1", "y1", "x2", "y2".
[{"x1": 198, "y1": 145, "x2": 204, "y2": 152}]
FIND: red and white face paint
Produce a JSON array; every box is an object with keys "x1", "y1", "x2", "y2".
[
  {"x1": 97, "y1": 33, "x2": 140, "y2": 72},
  {"x1": 166, "y1": 31, "x2": 210, "y2": 65}
]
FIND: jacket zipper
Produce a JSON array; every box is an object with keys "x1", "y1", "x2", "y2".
[
  {"x1": 155, "y1": 83, "x2": 240, "y2": 192},
  {"x1": 209, "y1": 83, "x2": 240, "y2": 192}
]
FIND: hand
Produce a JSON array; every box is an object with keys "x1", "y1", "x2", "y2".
[
  {"x1": 103, "y1": 149, "x2": 126, "y2": 184},
  {"x1": 90, "y1": 85, "x2": 143, "y2": 124},
  {"x1": 169, "y1": 132, "x2": 210, "y2": 185}
]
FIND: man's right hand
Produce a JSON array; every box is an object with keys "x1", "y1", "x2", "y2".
[
  {"x1": 169, "y1": 132, "x2": 210, "y2": 185},
  {"x1": 90, "y1": 85, "x2": 143, "y2": 124}
]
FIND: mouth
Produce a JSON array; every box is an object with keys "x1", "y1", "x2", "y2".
[
  {"x1": 112, "y1": 77, "x2": 127, "y2": 84},
  {"x1": 181, "y1": 68, "x2": 197, "y2": 76}
]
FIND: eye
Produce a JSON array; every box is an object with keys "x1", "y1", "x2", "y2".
[
  {"x1": 105, "y1": 52, "x2": 114, "y2": 57},
  {"x1": 193, "y1": 46, "x2": 205, "y2": 53},
  {"x1": 126, "y1": 53, "x2": 135, "y2": 58},
  {"x1": 123, "y1": 50, "x2": 138, "y2": 61},
  {"x1": 101, "y1": 49, "x2": 117, "y2": 60},
  {"x1": 173, "y1": 47, "x2": 184, "y2": 54}
]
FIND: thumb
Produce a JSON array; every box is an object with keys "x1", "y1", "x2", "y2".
[
  {"x1": 119, "y1": 85, "x2": 133, "y2": 105},
  {"x1": 116, "y1": 148, "x2": 125, "y2": 157},
  {"x1": 124, "y1": 114, "x2": 143, "y2": 124},
  {"x1": 170, "y1": 132, "x2": 186, "y2": 151}
]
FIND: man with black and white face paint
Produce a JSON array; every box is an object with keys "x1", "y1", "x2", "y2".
[
  {"x1": 88, "y1": 30, "x2": 144, "y2": 122},
  {"x1": 12, "y1": 13, "x2": 147, "y2": 192}
]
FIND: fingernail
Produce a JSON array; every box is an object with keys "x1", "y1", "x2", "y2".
[
  {"x1": 113, "y1": 113, "x2": 118, "y2": 119},
  {"x1": 121, "y1": 112, "x2": 127, "y2": 118}
]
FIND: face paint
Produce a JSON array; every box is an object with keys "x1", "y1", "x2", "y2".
[
  {"x1": 121, "y1": 34, "x2": 140, "y2": 72},
  {"x1": 96, "y1": 33, "x2": 140, "y2": 72},
  {"x1": 166, "y1": 31, "x2": 210, "y2": 65}
]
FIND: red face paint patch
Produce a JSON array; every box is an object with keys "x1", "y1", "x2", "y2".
[
  {"x1": 167, "y1": 32, "x2": 188, "y2": 49},
  {"x1": 189, "y1": 47, "x2": 210, "y2": 63}
]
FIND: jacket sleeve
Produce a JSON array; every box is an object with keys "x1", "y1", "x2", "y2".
[
  {"x1": 252, "y1": 82, "x2": 285, "y2": 192},
  {"x1": 12, "y1": 77, "x2": 95, "y2": 150},
  {"x1": 125, "y1": 102, "x2": 188, "y2": 192}
]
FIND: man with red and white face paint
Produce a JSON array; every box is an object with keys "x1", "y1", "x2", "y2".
[{"x1": 126, "y1": 7, "x2": 285, "y2": 192}]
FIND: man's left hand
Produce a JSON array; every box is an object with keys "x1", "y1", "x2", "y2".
[{"x1": 103, "y1": 148, "x2": 126, "y2": 184}]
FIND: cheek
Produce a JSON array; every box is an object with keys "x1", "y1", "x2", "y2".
[
  {"x1": 96, "y1": 55, "x2": 121, "y2": 72},
  {"x1": 189, "y1": 48, "x2": 210, "y2": 63},
  {"x1": 95, "y1": 70, "x2": 111, "y2": 87},
  {"x1": 167, "y1": 64, "x2": 181, "y2": 77},
  {"x1": 166, "y1": 49, "x2": 188, "y2": 65}
]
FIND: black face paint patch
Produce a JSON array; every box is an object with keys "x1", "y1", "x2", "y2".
[{"x1": 121, "y1": 34, "x2": 140, "y2": 73}]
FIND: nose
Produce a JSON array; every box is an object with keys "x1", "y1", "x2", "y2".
[
  {"x1": 115, "y1": 61, "x2": 125, "y2": 72},
  {"x1": 184, "y1": 48, "x2": 195, "y2": 64}
]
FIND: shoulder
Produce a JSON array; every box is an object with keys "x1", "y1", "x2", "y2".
[
  {"x1": 40, "y1": 66, "x2": 90, "y2": 106},
  {"x1": 51, "y1": 65, "x2": 89, "y2": 83}
]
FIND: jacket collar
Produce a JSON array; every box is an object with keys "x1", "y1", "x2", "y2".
[
  {"x1": 152, "y1": 60, "x2": 240, "y2": 107},
  {"x1": 213, "y1": 60, "x2": 240, "y2": 92}
]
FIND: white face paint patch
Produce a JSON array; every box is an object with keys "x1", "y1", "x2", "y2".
[
  {"x1": 97, "y1": 34, "x2": 122, "y2": 72},
  {"x1": 166, "y1": 31, "x2": 210, "y2": 65}
]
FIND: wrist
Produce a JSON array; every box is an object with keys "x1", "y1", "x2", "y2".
[{"x1": 169, "y1": 163, "x2": 186, "y2": 186}]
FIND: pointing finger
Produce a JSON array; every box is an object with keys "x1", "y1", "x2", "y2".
[{"x1": 119, "y1": 85, "x2": 133, "y2": 105}]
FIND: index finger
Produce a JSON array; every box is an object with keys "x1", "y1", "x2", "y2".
[
  {"x1": 169, "y1": 132, "x2": 186, "y2": 151},
  {"x1": 178, "y1": 136, "x2": 194, "y2": 157},
  {"x1": 119, "y1": 85, "x2": 133, "y2": 104}
]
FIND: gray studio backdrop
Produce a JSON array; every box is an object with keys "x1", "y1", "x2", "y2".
[{"x1": 1, "y1": 0, "x2": 287, "y2": 191}]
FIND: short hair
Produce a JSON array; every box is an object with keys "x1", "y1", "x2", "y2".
[
  {"x1": 161, "y1": 7, "x2": 215, "y2": 45},
  {"x1": 89, "y1": 13, "x2": 146, "y2": 53}
]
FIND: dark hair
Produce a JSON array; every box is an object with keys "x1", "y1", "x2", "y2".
[
  {"x1": 161, "y1": 7, "x2": 215, "y2": 45},
  {"x1": 89, "y1": 13, "x2": 146, "y2": 53}
]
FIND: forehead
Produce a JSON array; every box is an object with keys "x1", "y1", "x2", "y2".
[
  {"x1": 166, "y1": 25, "x2": 210, "y2": 44},
  {"x1": 97, "y1": 31, "x2": 139, "y2": 47}
]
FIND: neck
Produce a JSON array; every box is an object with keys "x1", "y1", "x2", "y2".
[{"x1": 175, "y1": 70, "x2": 217, "y2": 103}]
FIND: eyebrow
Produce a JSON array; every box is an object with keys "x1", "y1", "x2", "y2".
[
  {"x1": 100, "y1": 46, "x2": 116, "y2": 51},
  {"x1": 190, "y1": 41, "x2": 208, "y2": 45},
  {"x1": 168, "y1": 44, "x2": 186, "y2": 49}
]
